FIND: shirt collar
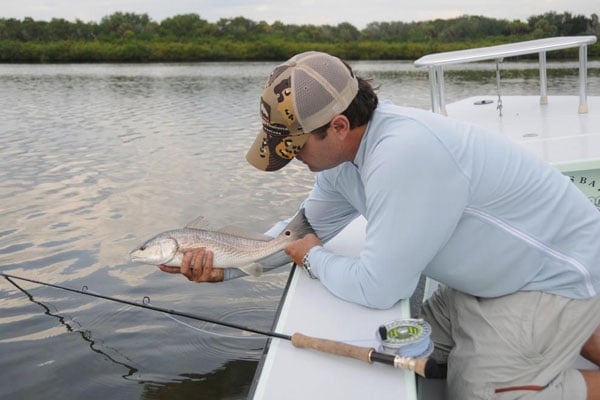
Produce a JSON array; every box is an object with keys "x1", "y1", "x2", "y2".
[{"x1": 352, "y1": 113, "x2": 374, "y2": 169}]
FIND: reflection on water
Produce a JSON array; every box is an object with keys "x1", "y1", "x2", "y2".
[
  {"x1": 0, "y1": 60, "x2": 599, "y2": 399},
  {"x1": 141, "y1": 360, "x2": 258, "y2": 400}
]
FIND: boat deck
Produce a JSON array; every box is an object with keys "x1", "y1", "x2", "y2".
[
  {"x1": 446, "y1": 95, "x2": 600, "y2": 168},
  {"x1": 413, "y1": 35, "x2": 600, "y2": 170}
]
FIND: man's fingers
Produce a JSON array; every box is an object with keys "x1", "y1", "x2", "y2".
[
  {"x1": 198, "y1": 251, "x2": 214, "y2": 281},
  {"x1": 157, "y1": 248, "x2": 223, "y2": 283},
  {"x1": 180, "y1": 251, "x2": 193, "y2": 274},
  {"x1": 192, "y1": 249, "x2": 207, "y2": 269},
  {"x1": 158, "y1": 265, "x2": 181, "y2": 274}
]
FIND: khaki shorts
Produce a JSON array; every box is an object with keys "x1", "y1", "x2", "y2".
[{"x1": 421, "y1": 287, "x2": 600, "y2": 400}]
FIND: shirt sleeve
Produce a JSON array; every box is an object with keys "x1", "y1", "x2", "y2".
[
  {"x1": 303, "y1": 169, "x2": 361, "y2": 243},
  {"x1": 311, "y1": 123, "x2": 470, "y2": 309}
]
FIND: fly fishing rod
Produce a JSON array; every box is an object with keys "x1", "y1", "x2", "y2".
[{"x1": 1, "y1": 272, "x2": 443, "y2": 378}]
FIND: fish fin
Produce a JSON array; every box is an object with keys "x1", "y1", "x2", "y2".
[
  {"x1": 216, "y1": 226, "x2": 272, "y2": 241},
  {"x1": 239, "y1": 263, "x2": 263, "y2": 277},
  {"x1": 185, "y1": 216, "x2": 212, "y2": 230}
]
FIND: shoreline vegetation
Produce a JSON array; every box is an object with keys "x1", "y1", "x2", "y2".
[{"x1": 0, "y1": 11, "x2": 599, "y2": 63}]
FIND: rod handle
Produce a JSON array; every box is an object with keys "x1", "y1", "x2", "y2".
[
  {"x1": 291, "y1": 333, "x2": 373, "y2": 363},
  {"x1": 291, "y1": 333, "x2": 444, "y2": 379},
  {"x1": 393, "y1": 355, "x2": 431, "y2": 378}
]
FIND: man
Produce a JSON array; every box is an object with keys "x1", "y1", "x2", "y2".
[{"x1": 162, "y1": 51, "x2": 600, "y2": 399}]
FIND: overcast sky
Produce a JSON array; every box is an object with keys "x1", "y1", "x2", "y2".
[{"x1": 2, "y1": 0, "x2": 598, "y2": 29}]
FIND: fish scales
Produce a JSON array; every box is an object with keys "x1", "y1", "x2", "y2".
[
  {"x1": 173, "y1": 228, "x2": 290, "y2": 267},
  {"x1": 130, "y1": 209, "x2": 314, "y2": 277}
]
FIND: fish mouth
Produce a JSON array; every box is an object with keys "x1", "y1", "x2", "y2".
[
  {"x1": 129, "y1": 250, "x2": 143, "y2": 262},
  {"x1": 129, "y1": 250, "x2": 155, "y2": 264},
  {"x1": 129, "y1": 248, "x2": 177, "y2": 265}
]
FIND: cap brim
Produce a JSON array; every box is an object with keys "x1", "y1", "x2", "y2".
[{"x1": 246, "y1": 129, "x2": 309, "y2": 172}]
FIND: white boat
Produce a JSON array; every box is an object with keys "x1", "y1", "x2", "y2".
[
  {"x1": 414, "y1": 35, "x2": 600, "y2": 198},
  {"x1": 249, "y1": 36, "x2": 599, "y2": 399}
]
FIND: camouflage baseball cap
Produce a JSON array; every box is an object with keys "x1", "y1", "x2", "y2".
[{"x1": 246, "y1": 51, "x2": 359, "y2": 171}]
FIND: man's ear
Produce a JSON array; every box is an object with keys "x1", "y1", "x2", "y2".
[{"x1": 330, "y1": 115, "x2": 351, "y2": 139}]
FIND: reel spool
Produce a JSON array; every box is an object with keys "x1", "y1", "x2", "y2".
[{"x1": 376, "y1": 319, "x2": 433, "y2": 359}]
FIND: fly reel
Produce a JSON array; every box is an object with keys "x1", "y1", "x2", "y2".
[{"x1": 376, "y1": 319, "x2": 433, "y2": 358}]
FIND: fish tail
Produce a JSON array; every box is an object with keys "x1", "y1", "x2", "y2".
[{"x1": 239, "y1": 263, "x2": 263, "y2": 277}]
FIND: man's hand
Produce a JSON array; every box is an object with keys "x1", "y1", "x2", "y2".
[
  {"x1": 158, "y1": 248, "x2": 224, "y2": 282},
  {"x1": 284, "y1": 233, "x2": 322, "y2": 265}
]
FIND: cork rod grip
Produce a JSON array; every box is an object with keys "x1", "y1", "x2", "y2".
[
  {"x1": 291, "y1": 333, "x2": 373, "y2": 363},
  {"x1": 394, "y1": 355, "x2": 428, "y2": 377}
]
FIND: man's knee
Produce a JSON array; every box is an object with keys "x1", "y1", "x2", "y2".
[{"x1": 582, "y1": 326, "x2": 600, "y2": 367}]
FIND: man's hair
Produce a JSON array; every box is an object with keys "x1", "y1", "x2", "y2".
[{"x1": 312, "y1": 75, "x2": 378, "y2": 139}]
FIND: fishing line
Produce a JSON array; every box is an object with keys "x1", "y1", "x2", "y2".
[
  {"x1": 2, "y1": 272, "x2": 444, "y2": 379},
  {"x1": 78, "y1": 284, "x2": 267, "y2": 341},
  {"x1": 162, "y1": 314, "x2": 268, "y2": 341},
  {"x1": 1, "y1": 272, "x2": 416, "y2": 345},
  {"x1": 80, "y1": 284, "x2": 266, "y2": 341},
  {"x1": 2, "y1": 274, "x2": 139, "y2": 378},
  {"x1": 1, "y1": 272, "x2": 291, "y2": 341}
]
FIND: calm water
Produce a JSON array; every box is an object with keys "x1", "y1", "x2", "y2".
[{"x1": 1, "y1": 59, "x2": 599, "y2": 399}]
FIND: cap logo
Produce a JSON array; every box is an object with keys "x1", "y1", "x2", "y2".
[
  {"x1": 273, "y1": 77, "x2": 296, "y2": 127},
  {"x1": 275, "y1": 137, "x2": 303, "y2": 160},
  {"x1": 260, "y1": 99, "x2": 270, "y2": 122},
  {"x1": 261, "y1": 96, "x2": 291, "y2": 137},
  {"x1": 259, "y1": 136, "x2": 268, "y2": 159}
]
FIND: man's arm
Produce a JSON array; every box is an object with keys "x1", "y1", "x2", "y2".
[{"x1": 304, "y1": 128, "x2": 470, "y2": 309}]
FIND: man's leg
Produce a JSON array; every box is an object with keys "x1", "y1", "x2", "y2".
[
  {"x1": 582, "y1": 327, "x2": 600, "y2": 366},
  {"x1": 581, "y1": 327, "x2": 600, "y2": 400},
  {"x1": 422, "y1": 289, "x2": 600, "y2": 400}
]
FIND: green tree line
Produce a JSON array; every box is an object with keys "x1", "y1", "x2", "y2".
[{"x1": 0, "y1": 11, "x2": 598, "y2": 62}]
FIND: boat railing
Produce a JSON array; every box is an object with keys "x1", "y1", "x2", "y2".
[{"x1": 414, "y1": 36, "x2": 597, "y2": 116}]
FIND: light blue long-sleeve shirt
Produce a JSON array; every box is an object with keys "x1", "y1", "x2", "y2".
[{"x1": 303, "y1": 101, "x2": 600, "y2": 309}]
